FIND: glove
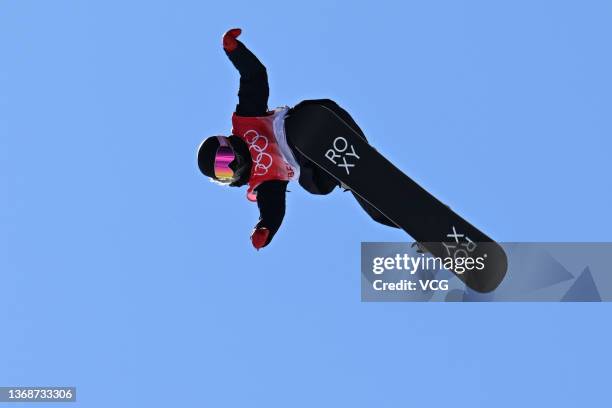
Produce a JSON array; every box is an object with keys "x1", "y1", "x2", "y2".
[
  {"x1": 250, "y1": 227, "x2": 270, "y2": 250},
  {"x1": 222, "y1": 28, "x2": 242, "y2": 52}
]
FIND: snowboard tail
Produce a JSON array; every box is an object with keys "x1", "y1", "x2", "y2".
[{"x1": 286, "y1": 104, "x2": 507, "y2": 293}]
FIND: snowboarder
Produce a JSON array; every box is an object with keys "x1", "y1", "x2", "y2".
[{"x1": 197, "y1": 28, "x2": 397, "y2": 250}]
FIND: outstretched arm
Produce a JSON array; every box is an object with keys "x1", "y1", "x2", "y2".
[
  {"x1": 251, "y1": 181, "x2": 288, "y2": 250},
  {"x1": 222, "y1": 28, "x2": 269, "y2": 117}
]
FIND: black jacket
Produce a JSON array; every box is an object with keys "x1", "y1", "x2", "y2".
[
  {"x1": 226, "y1": 41, "x2": 288, "y2": 246},
  {"x1": 226, "y1": 41, "x2": 396, "y2": 244}
]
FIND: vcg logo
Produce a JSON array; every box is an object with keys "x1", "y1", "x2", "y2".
[
  {"x1": 325, "y1": 136, "x2": 360, "y2": 175},
  {"x1": 244, "y1": 130, "x2": 273, "y2": 176}
]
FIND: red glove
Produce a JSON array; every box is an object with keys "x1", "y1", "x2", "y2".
[
  {"x1": 222, "y1": 28, "x2": 242, "y2": 52},
  {"x1": 250, "y1": 227, "x2": 270, "y2": 250}
]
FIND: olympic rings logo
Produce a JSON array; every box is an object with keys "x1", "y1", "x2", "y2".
[{"x1": 244, "y1": 130, "x2": 273, "y2": 176}]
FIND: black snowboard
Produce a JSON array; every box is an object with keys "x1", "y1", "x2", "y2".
[{"x1": 287, "y1": 104, "x2": 507, "y2": 293}]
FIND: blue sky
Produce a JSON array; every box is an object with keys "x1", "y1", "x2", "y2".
[{"x1": 1, "y1": 0, "x2": 611, "y2": 406}]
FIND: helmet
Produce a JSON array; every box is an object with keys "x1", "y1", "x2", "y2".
[{"x1": 197, "y1": 135, "x2": 251, "y2": 186}]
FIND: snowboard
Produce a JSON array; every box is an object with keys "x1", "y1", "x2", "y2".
[{"x1": 287, "y1": 103, "x2": 507, "y2": 293}]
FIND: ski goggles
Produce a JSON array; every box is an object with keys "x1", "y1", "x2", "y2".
[{"x1": 213, "y1": 136, "x2": 236, "y2": 182}]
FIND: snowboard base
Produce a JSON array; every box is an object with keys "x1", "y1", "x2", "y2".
[{"x1": 286, "y1": 103, "x2": 507, "y2": 292}]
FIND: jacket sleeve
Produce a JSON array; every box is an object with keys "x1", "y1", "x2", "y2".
[
  {"x1": 225, "y1": 41, "x2": 269, "y2": 117},
  {"x1": 254, "y1": 180, "x2": 288, "y2": 246}
]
